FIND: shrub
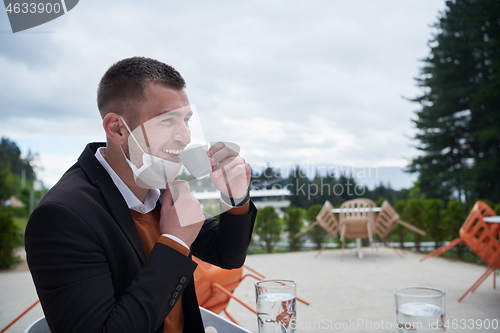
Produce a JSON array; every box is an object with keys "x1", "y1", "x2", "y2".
[
  {"x1": 284, "y1": 207, "x2": 305, "y2": 251},
  {"x1": 306, "y1": 205, "x2": 329, "y2": 249},
  {"x1": 255, "y1": 207, "x2": 283, "y2": 253},
  {"x1": 0, "y1": 207, "x2": 20, "y2": 268}
]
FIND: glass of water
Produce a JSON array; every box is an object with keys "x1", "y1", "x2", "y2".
[
  {"x1": 255, "y1": 280, "x2": 296, "y2": 333},
  {"x1": 394, "y1": 286, "x2": 446, "y2": 333}
]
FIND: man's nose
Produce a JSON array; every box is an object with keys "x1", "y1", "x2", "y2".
[{"x1": 173, "y1": 121, "x2": 191, "y2": 144}]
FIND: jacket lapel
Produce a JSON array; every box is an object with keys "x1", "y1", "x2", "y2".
[{"x1": 78, "y1": 143, "x2": 147, "y2": 264}]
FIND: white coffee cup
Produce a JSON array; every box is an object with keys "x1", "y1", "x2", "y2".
[
  {"x1": 179, "y1": 144, "x2": 212, "y2": 179},
  {"x1": 180, "y1": 142, "x2": 241, "y2": 180}
]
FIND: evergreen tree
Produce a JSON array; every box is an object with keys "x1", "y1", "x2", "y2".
[
  {"x1": 366, "y1": 182, "x2": 410, "y2": 204},
  {"x1": 336, "y1": 173, "x2": 361, "y2": 202},
  {"x1": 0, "y1": 137, "x2": 36, "y2": 181},
  {"x1": 251, "y1": 163, "x2": 282, "y2": 189},
  {"x1": 0, "y1": 137, "x2": 38, "y2": 202},
  {"x1": 409, "y1": 0, "x2": 500, "y2": 202},
  {"x1": 287, "y1": 165, "x2": 312, "y2": 208},
  {"x1": 310, "y1": 172, "x2": 325, "y2": 206}
]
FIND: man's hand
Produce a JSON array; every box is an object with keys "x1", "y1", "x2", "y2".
[
  {"x1": 208, "y1": 142, "x2": 251, "y2": 201},
  {"x1": 160, "y1": 180, "x2": 205, "y2": 248}
]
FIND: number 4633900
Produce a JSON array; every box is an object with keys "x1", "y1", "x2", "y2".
[
  {"x1": 5, "y1": 3, "x2": 62, "y2": 14},
  {"x1": 444, "y1": 318, "x2": 498, "y2": 330}
]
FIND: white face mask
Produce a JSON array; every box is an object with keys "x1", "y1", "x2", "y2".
[{"x1": 120, "y1": 116, "x2": 182, "y2": 189}]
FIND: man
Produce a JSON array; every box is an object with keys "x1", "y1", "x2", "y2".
[{"x1": 25, "y1": 57, "x2": 257, "y2": 333}]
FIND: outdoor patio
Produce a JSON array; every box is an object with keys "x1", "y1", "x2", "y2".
[{"x1": 1, "y1": 247, "x2": 499, "y2": 333}]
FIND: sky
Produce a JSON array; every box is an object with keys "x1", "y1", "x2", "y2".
[{"x1": 0, "y1": 0, "x2": 447, "y2": 189}]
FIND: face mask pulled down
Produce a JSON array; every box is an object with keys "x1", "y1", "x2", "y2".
[{"x1": 120, "y1": 116, "x2": 182, "y2": 189}]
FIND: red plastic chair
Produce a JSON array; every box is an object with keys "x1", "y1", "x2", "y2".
[
  {"x1": 420, "y1": 201, "x2": 500, "y2": 301},
  {"x1": 193, "y1": 256, "x2": 263, "y2": 325},
  {"x1": 193, "y1": 257, "x2": 310, "y2": 325}
]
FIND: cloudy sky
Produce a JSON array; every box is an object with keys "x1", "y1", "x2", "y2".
[{"x1": 0, "y1": 0, "x2": 446, "y2": 189}]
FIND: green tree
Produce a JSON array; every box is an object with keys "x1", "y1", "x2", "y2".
[
  {"x1": 0, "y1": 208, "x2": 20, "y2": 268},
  {"x1": 284, "y1": 207, "x2": 305, "y2": 251},
  {"x1": 337, "y1": 174, "x2": 361, "y2": 202},
  {"x1": 442, "y1": 200, "x2": 467, "y2": 259},
  {"x1": 306, "y1": 204, "x2": 329, "y2": 249},
  {"x1": 393, "y1": 200, "x2": 408, "y2": 249},
  {"x1": 0, "y1": 137, "x2": 36, "y2": 182},
  {"x1": 403, "y1": 199, "x2": 425, "y2": 252},
  {"x1": 251, "y1": 164, "x2": 282, "y2": 189},
  {"x1": 287, "y1": 166, "x2": 312, "y2": 208},
  {"x1": 255, "y1": 207, "x2": 283, "y2": 253},
  {"x1": 408, "y1": 0, "x2": 500, "y2": 203},
  {"x1": 423, "y1": 199, "x2": 444, "y2": 249},
  {"x1": 493, "y1": 202, "x2": 500, "y2": 216},
  {"x1": 0, "y1": 166, "x2": 16, "y2": 202},
  {"x1": 365, "y1": 183, "x2": 411, "y2": 206},
  {"x1": 0, "y1": 137, "x2": 40, "y2": 204},
  {"x1": 309, "y1": 172, "x2": 325, "y2": 206}
]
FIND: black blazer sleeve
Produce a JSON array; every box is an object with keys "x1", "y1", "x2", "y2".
[{"x1": 191, "y1": 202, "x2": 257, "y2": 268}]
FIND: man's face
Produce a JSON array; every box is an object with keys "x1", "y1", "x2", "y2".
[{"x1": 127, "y1": 82, "x2": 192, "y2": 164}]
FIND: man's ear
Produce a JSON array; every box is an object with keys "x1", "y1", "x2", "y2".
[{"x1": 103, "y1": 113, "x2": 127, "y2": 146}]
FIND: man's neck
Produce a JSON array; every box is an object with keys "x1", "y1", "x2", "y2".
[{"x1": 101, "y1": 145, "x2": 149, "y2": 203}]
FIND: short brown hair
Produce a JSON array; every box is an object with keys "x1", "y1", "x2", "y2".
[{"x1": 97, "y1": 57, "x2": 186, "y2": 119}]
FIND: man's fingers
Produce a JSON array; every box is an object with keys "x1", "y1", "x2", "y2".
[
  {"x1": 172, "y1": 193, "x2": 205, "y2": 227},
  {"x1": 207, "y1": 141, "x2": 226, "y2": 157},
  {"x1": 212, "y1": 156, "x2": 245, "y2": 175},
  {"x1": 210, "y1": 145, "x2": 238, "y2": 168},
  {"x1": 162, "y1": 188, "x2": 174, "y2": 207},
  {"x1": 221, "y1": 163, "x2": 249, "y2": 182},
  {"x1": 167, "y1": 180, "x2": 190, "y2": 202}
]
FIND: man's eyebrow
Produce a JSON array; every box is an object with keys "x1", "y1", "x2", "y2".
[{"x1": 157, "y1": 110, "x2": 193, "y2": 117}]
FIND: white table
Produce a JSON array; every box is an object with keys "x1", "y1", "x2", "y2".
[
  {"x1": 484, "y1": 216, "x2": 500, "y2": 223},
  {"x1": 332, "y1": 207, "x2": 382, "y2": 213}
]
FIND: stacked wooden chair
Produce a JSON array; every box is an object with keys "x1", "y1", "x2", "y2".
[
  {"x1": 296, "y1": 199, "x2": 426, "y2": 258},
  {"x1": 339, "y1": 199, "x2": 376, "y2": 257},
  {"x1": 294, "y1": 200, "x2": 340, "y2": 256},
  {"x1": 373, "y1": 200, "x2": 426, "y2": 257}
]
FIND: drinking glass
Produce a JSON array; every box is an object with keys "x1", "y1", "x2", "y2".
[
  {"x1": 255, "y1": 280, "x2": 296, "y2": 333},
  {"x1": 394, "y1": 286, "x2": 446, "y2": 333}
]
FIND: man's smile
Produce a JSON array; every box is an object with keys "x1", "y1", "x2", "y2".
[{"x1": 162, "y1": 148, "x2": 184, "y2": 156}]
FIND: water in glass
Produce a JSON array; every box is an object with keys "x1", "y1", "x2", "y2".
[
  {"x1": 257, "y1": 292, "x2": 296, "y2": 333},
  {"x1": 397, "y1": 302, "x2": 445, "y2": 333}
]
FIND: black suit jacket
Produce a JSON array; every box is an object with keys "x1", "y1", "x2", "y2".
[{"x1": 25, "y1": 143, "x2": 257, "y2": 333}]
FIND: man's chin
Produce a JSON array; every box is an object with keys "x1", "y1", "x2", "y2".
[{"x1": 164, "y1": 154, "x2": 181, "y2": 163}]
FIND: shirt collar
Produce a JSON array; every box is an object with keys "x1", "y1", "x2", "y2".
[{"x1": 95, "y1": 147, "x2": 160, "y2": 214}]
